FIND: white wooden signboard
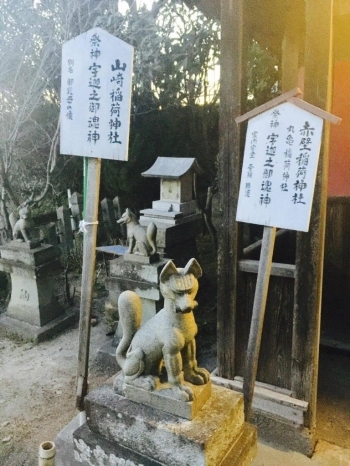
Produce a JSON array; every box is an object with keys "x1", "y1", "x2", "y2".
[
  {"x1": 236, "y1": 101, "x2": 324, "y2": 232},
  {"x1": 60, "y1": 27, "x2": 133, "y2": 161}
]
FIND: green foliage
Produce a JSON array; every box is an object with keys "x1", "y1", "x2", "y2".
[
  {"x1": 95, "y1": 1, "x2": 220, "y2": 110},
  {"x1": 247, "y1": 40, "x2": 280, "y2": 110},
  {"x1": 0, "y1": 0, "x2": 280, "y2": 220},
  {"x1": 100, "y1": 103, "x2": 219, "y2": 211}
]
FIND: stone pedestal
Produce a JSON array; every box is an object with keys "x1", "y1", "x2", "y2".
[
  {"x1": 139, "y1": 211, "x2": 202, "y2": 266},
  {"x1": 106, "y1": 256, "x2": 168, "y2": 326},
  {"x1": 0, "y1": 241, "x2": 75, "y2": 342},
  {"x1": 55, "y1": 381, "x2": 257, "y2": 466}
]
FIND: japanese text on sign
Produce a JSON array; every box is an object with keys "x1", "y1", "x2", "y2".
[
  {"x1": 236, "y1": 101, "x2": 324, "y2": 232},
  {"x1": 60, "y1": 27, "x2": 133, "y2": 161}
]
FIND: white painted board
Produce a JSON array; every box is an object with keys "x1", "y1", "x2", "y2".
[
  {"x1": 60, "y1": 27, "x2": 133, "y2": 161},
  {"x1": 236, "y1": 102, "x2": 324, "y2": 232}
]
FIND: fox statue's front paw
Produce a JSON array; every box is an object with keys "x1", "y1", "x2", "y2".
[
  {"x1": 159, "y1": 384, "x2": 194, "y2": 402},
  {"x1": 184, "y1": 367, "x2": 210, "y2": 385}
]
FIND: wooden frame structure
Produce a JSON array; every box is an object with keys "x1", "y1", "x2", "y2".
[{"x1": 185, "y1": 0, "x2": 339, "y2": 455}]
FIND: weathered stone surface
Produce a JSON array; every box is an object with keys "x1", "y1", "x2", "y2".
[
  {"x1": 0, "y1": 309, "x2": 76, "y2": 343},
  {"x1": 85, "y1": 384, "x2": 247, "y2": 466},
  {"x1": 0, "y1": 242, "x2": 75, "y2": 342},
  {"x1": 106, "y1": 262, "x2": 166, "y2": 333},
  {"x1": 55, "y1": 414, "x2": 164, "y2": 466},
  {"x1": 0, "y1": 244, "x2": 63, "y2": 327},
  {"x1": 95, "y1": 340, "x2": 120, "y2": 375},
  {"x1": 114, "y1": 372, "x2": 212, "y2": 420},
  {"x1": 105, "y1": 257, "x2": 168, "y2": 340},
  {"x1": 69, "y1": 192, "x2": 83, "y2": 218},
  {"x1": 0, "y1": 242, "x2": 58, "y2": 266},
  {"x1": 57, "y1": 206, "x2": 74, "y2": 252},
  {"x1": 140, "y1": 211, "x2": 201, "y2": 226},
  {"x1": 152, "y1": 199, "x2": 197, "y2": 215},
  {"x1": 6, "y1": 271, "x2": 62, "y2": 326},
  {"x1": 74, "y1": 424, "x2": 164, "y2": 466},
  {"x1": 109, "y1": 256, "x2": 167, "y2": 283},
  {"x1": 139, "y1": 216, "x2": 202, "y2": 249},
  {"x1": 124, "y1": 252, "x2": 160, "y2": 264}
]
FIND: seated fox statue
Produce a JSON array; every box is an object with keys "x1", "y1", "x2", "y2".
[
  {"x1": 115, "y1": 258, "x2": 210, "y2": 402},
  {"x1": 9, "y1": 204, "x2": 34, "y2": 242},
  {"x1": 117, "y1": 208, "x2": 157, "y2": 257}
]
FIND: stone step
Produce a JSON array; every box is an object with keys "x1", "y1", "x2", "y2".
[
  {"x1": 84, "y1": 382, "x2": 252, "y2": 466},
  {"x1": 220, "y1": 422, "x2": 257, "y2": 466}
]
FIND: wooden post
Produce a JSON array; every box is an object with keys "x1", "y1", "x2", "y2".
[
  {"x1": 217, "y1": 0, "x2": 244, "y2": 379},
  {"x1": 243, "y1": 226, "x2": 276, "y2": 421},
  {"x1": 292, "y1": 0, "x2": 333, "y2": 431},
  {"x1": 76, "y1": 157, "x2": 101, "y2": 411}
]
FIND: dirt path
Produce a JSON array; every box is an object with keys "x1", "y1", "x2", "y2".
[
  {"x1": 0, "y1": 274, "x2": 349, "y2": 465},
  {"x1": 0, "y1": 304, "x2": 110, "y2": 466}
]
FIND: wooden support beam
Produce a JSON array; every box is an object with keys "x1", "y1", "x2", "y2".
[
  {"x1": 292, "y1": 0, "x2": 334, "y2": 431},
  {"x1": 217, "y1": 0, "x2": 244, "y2": 379}
]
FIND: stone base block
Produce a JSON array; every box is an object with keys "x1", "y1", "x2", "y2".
[
  {"x1": 114, "y1": 372, "x2": 212, "y2": 420},
  {"x1": 55, "y1": 383, "x2": 257, "y2": 466},
  {"x1": 81, "y1": 383, "x2": 256, "y2": 466},
  {"x1": 124, "y1": 252, "x2": 160, "y2": 264},
  {"x1": 0, "y1": 309, "x2": 77, "y2": 343}
]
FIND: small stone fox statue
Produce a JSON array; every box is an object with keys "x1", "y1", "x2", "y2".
[
  {"x1": 9, "y1": 204, "x2": 34, "y2": 242},
  {"x1": 117, "y1": 208, "x2": 157, "y2": 257}
]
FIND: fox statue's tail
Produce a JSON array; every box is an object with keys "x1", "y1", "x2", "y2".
[
  {"x1": 146, "y1": 222, "x2": 157, "y2": 255},
  {"x1": 116, "y1": 291, "x2": 143, "y2": 377}
]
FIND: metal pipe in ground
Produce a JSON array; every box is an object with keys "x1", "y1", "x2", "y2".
[{"x1": 39, "y1": 441, "x2": 56, "y2": 466}]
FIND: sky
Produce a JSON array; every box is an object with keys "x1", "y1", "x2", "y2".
[{"x1": 119, "y1": 0, "x2": 154, "y2": 15}]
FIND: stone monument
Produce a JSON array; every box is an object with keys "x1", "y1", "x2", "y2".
[
  {"x1": 0, "y1": 212, "x2": 75, "y2": 342},
  {"x1": 56, "y1": 259, "x2": 257, "y2": 465}
]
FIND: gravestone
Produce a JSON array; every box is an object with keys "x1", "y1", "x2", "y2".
[
  {"x1": 100, "y1": 197, "x2": 117, "y2": 239},
  {"x1": 0, "y1": 241, "x2": 75, "y2": 342},
  {"x1": 57, "y1": 206, "x2": 74, "y2": 254},
  {"x1": 69, "y1": 191, "x2": 84, "y2": 231}
]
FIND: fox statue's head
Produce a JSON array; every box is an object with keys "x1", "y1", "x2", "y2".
[
  {"x1": 160, "y1": 258, "x2": 202, "y2": 313},
  {"x1": 117, "y1": 208, "x2": 137, "y2": 225}
]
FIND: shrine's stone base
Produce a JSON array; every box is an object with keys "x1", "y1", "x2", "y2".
[
  {"x1": 55, "y1": 382, "x2": 257, "y2": 466},
  {"x1": 0, "y1": 309, "x2": 76, "y2": 343}
]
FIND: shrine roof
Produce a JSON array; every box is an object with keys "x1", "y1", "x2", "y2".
[{"x1": 142, "y1": 157, "x2": 201, "y2": 179}]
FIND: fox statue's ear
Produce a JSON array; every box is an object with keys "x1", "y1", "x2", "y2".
[
  {"x1": 160, "y1": 260, "x2": 178, "y2": 283},
  {"x1": 183, "y1": 258, "x2": 202, "y2": 279}
]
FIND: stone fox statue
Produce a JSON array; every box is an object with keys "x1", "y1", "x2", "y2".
[
  {"x1": 9, "y1": 204, "x2": 34, "y2": 242},
  {"x1": 116, "y1": 258, "x2": 210, "y2": 402},
  {"x1": 117, "y1": 208, "x2": 157, "y2": 256}
]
